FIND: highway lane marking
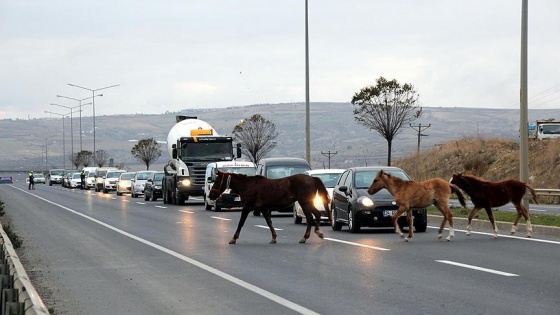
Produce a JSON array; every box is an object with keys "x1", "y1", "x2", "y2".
[
  {"x1": 14, "y1": 186, "x2": 320, "y2": 315},
  {"x1": 211, "y1": 216, "x2": 231, "y2": 221},
  {"x1": 323, "y1": 238, "x2": 391, "y2": 251},
  {"x1": 436, "y1": 260, "x2": 518, "y2": 277},
  {"x1": 255, "y1": 225, "x2": 283, "y2": 231},
  {"x1": 136, "y1": 202, "x2": 146, "y2": 205},
  {"x1": 428, "y1": 226, "x2": 560, "y2": 245},
  {"x1": 155, "y1": 206, "x2": 167, "y2": 209},
  {"x1": 179, "y1": 210, "x2": 194, "y2": 213}
]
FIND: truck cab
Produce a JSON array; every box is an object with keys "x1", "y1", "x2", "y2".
[{"x1": 204, "y1": 161, "x2": 256, "y2": 211}]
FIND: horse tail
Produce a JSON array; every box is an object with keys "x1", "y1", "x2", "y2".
[
  {"x1": 313, "y1": 177, "x2": 332, "y2": 222},
  {"x1": 450, "y1": 183, "x2": 467, "y2": 208},
  {"x1": 525, "y1": 184, "x2": 539, "y2": 205}
]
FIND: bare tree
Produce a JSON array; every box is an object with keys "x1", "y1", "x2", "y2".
[
  {"x1": 351, "y1": 76, "x2": 422, "y2": 166},
  {"x1": 76, "y1": 150, "x2": 93, "y2": 168},
  {"x1": 131, "y1": 138, "x2": 162, "y2": 170},
  {"x1": 232, "y1": 114, "x2": 278, "y2": 163},
  {"x1": 93, "y1": 150, "x2": 109, "y2": 167},
  {"x1": 69, "y1": 153, "x2": 80, "y2": 169}
]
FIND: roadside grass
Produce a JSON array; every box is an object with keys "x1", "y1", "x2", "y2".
[
  {"x1": 0, "y1": 199, "x2": 23, "y2": 248},
  {"x1": 427, "y1": 206, "x2": 560, "y2": 228}
]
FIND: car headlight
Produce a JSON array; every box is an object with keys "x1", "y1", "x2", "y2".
[
  {"x1": 313, "y1": 195, "x2": 323, "y2": 208},
  {"x1": 179, "y1": 179, "x2": 191, "y2": 186},
  {"x1": 358, "y1": 196, "x2": 374, "y2": 207},
  {"x1": 154, "y1": 185, "x2": 161, "y2": 189}
]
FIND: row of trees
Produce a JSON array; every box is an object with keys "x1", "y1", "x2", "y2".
[{"x1": 69, "y1": 76, "x2": 421, "y2": 170}]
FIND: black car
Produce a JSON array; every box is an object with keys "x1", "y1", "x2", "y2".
[
  {"x1": 331, "y1": 166, "x2": 427, "y2": 233},
  {"x1": 144, "y1": 171, "x2": 165, "y2": 201}
]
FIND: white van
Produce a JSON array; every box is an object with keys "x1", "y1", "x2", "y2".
[{"x1": 204, "y1": 161, "x2": 256, "y2": 211}]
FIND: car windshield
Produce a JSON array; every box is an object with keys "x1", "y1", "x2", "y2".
[
  {"x1": 106, "y1": 171, "x2": 124, "y2": 178},
  {"x1": 50, "y1": 170, "x2": 64, "y2": 176},
  {"x1": 354, "y1": 170, "x2": 410, "y2": 189},
  {"x1": 311, "y1": 173, "x2": 342, "y2": 188},
  {"x1": 34, "y1": 174, "x2": 45, "y2": 178},
  {"x1": 87, "y1": 172, "x2": 95, "y2": 177},
  {"x1": 266, "y1": 166, "x2": 310, "y2": 179},
  {"x1": 218, "y1": 167, "x2": 256, "y2": 176},
  {"x1": 153, "y1": 173, "x2": 165, "y2": 181},
  {"x1": 136, "y1": 172, "x2": 153, "y2": 180},
  {"x1": 121, "y1": 173, "x2": 136, "y2": 180},
  {"x1": 72, "y1": 173, "x2": 81, "y2": 179}
]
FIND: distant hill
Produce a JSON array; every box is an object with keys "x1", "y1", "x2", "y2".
[{"x1": 1, "y1": 102, "x2": 559, "y2": 171}]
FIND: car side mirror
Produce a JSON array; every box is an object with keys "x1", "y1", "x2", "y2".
[{"x1": 339, "y1": 186, "x2": 349, "y2": 194}]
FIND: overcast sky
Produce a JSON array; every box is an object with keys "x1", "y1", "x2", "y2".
[{"x1": 1, "y1": 0, "x2": 559, "y2": 120}]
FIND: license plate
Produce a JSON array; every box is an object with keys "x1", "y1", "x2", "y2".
[{"x1": 383, "y1": 210, "x2": 404, "y2": 217}]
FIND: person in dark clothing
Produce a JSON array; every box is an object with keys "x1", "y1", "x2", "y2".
[
  {"x1": 28, "y1": 171, "x2": 35, "y2": 190},
  {"x1": 80, "y1": 170, "x2": 86, "y2": 190}
]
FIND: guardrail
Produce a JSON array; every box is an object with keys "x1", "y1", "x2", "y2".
[
  {"x1": 534, "y1": 188, "x2": 560, "y2": 197},
  {"x1": 0, "y1": 225, "x2": 49, "y2": 315}
]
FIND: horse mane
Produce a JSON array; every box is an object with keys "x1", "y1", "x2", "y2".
[{"x1": 460, "y1": 173, "x2": 490, "y2": 184}]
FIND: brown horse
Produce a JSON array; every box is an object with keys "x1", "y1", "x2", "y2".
[
  {"x1": 208, "y1": 170, "x2": 332, "y2": 244},
  {"x1": 368, "y1": 170, "x2": 467, "y2": 241},
  {"x1": 450, "y1": 173, "x2": 538, "y2": 238}
]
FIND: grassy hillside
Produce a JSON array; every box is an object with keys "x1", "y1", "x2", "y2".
[{"x1": 395, "y1": 137, "x2": 560, "y2": 191}]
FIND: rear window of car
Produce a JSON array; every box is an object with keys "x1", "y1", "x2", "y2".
[{"x1": 266, "y1": 166, "x2": 310, "y2": 179}]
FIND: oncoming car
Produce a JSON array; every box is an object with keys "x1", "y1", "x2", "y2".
[
  {"x1": 33, "y1": 173, "x2": 46, "y2": 184},
  {"x1": 116, "y1": 172, "x2": 136, "y2": 196},
  {"x1": 293, "y1": 169, "x2": 345, "y2": 224},
  {"x1": 204, "y1": 161, "x2": 256, "y2": 211},
  {"x1": 331, "y1": 166, "x2": 427, "y2": 233}
]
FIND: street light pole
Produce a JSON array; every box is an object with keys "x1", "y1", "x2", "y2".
[
  {"x1": 67, "y1": 83, "x2": 119, "y2": 157},
  {"x1": 45, "y1": 110, "x2": 69, "y2": 170},
  {"x1": 56, "y1": 94, "x2": 101, "y2": 151},
  {"x1": 50, "y1": 103, "x2": 81, "y2": 160}
]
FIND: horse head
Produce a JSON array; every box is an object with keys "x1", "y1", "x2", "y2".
[
  {"x1": 450, "y1": 172, "x2": 464, "y2": 186},
  {"x1": 208, "y1": 170, "x2": 231, "y2": 201},
  {"x1": 367, "y1": 170, "x2": 389, "y2": 195}
]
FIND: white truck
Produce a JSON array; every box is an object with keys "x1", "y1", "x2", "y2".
[
  {"x1": 204, "y1": 161, "x2": 256, "y2": 211},
  {"x1": 162, "y1": 116, "x2": 241, "y2": 205},
  {"x1": 534, "y1": 120, "x2": 560, "y2": 140}
]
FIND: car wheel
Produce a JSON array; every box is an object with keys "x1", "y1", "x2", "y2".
[
  {"x1": 331, "y1": 204, "x2": 342, "y2": 231},
  {"x1": 103, "y1": 188, "x2": 108, "y2": 194},
  {"x1": 204, "y1": 199, "x2": 212, "y2": 211},
  {"x1": 348, "y1": 207, "x2": 360, "y2": 233},
  {"x1": 214, "y1": 204, "x2": 221, "y2": 212},
  {"x1": 117, "y1": 191, "x2": 122, "y2": 196},
  {"x1": 293, "y1": 208, "x2": 302, "y2": 224},
  {"x1": 152, "y1": 194, "x2": 157, "y2": 202},
  {"x1": 415, "y1": 213, "x2": 428, "y2": 232},
  {"x1": 144, "y1": 192, "x2": 150, "y2": 201}
]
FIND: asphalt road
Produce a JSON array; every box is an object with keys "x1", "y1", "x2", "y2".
[{"x1": 1, "y1": 174, "x2": 560, "y2": 315}]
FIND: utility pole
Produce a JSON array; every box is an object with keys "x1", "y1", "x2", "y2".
[
  {"x1": 321, "y1": 150, "x2": 337, "y2": 169},
  {"x1": 409, "y1": 123, "x2": 431, "y2": 155}
]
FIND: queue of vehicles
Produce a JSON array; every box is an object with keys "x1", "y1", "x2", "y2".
[{"x1": 40, "y1": 115, "x2": 428, "y2": 234}]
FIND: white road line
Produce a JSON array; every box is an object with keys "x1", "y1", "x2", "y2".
[
  {"x1": 155, "y1": 206, "x2": 167, "y2": 209},
  {"x1": 323, "y1": 238, "x2": 391, "y2": 251},
  {"x1": 427, "y1": 226, "x2": 560, "y2": 245},
  {"x1": 436, "y1": 260, "x2": 519, "y2": 277},
  {"x1": 211, "y1": 216, "x2": 231, "y2": 221},
  {"x1": 13, "y1": 186, "x2": 319, "y2": 315},
  {"x1": 255, "y1": 225, "x2": 283, "y2": 231},
  {"x1": 136, "y1": 202, "x2": 146, "y2": 205},
  {"x1": 179, "y1": 210, "x2": 193, "y2": 213}
]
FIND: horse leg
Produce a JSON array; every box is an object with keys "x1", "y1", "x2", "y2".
[
  {"x1": 405, "y1": 210, "x2": 414, "y2": 242},
  {"x1": 261, "y1": 208, "x2": 278, "y2": 244},
  {"x1": 466, "y1": 207, "x2": 482, "y2": 236},
  {"x1": 517, "y1": 202, "x2": 532, "y2": 238},
  {"x1": 391, "y1": 206, "x2": 408, "y2": 239},
  {"x1": 436, "y1": 202, "x2": 454, "y2": 241},
  {"x1": 484, "y1": 207, "x2": 498, "y2": 239},
  {"x1": 230, "y1": 208, "x2": 251, "y2": 244},
  {"x1": 511, "y1": 203, "x2": 523, "y2": 235},
  {"x1": 300, "y1": 205, "x2": 313, "y2": 243}
]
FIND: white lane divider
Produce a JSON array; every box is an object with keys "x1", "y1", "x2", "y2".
[
  {"x1": 155, "y1": 206, "x2": 167, "y2": 209},
  {"x1": 179, "y1": 210, "x2": 193, "y2": 213},
  {"x1": 211, "y1": 216, "x2": 231, "y2": 221},
  {"x1": 436, "y1": 260, "x2": 518, "y2": 277},
  {"x1": 323, "y1": 238, "x2": 390, "y2": 251},
  {"x1": 255, "y1": 225, "x2": 283, "y2": 231}
]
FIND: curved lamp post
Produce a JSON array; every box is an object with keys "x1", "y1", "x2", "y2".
[
  {"x1": 67, "y1": 83, "x2": 119, "y2": 156},
  {"x1": 56, "y1": 94, "x2": 102, "y2": 151}
]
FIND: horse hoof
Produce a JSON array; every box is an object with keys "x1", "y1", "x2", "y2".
[
  {"x1": 299, "y1": 238, "x2": 307, "y2": 243},
  {"x1": 404, "y1": 238, "x2": 410, "y2": 242},
  {"x1": 445, "y1": 238, "x2": 451, "y2": 242},
  {"x1": 316, "y1": 233, "x2": 324, "y2": 239},
  {"x1": 269, "y1": 239, "x2": 277, "y2": 244},
  {"x1": 526, "y1": 234, "x2": 532, "y2": 238},
  {"x1": 229, "y1": 239, "x2": 237, "y2": 244},
  {"x1": 437, "y1": 234, "x2": 443, "y2": 239},
  {"x1": 466, "y1": 231, "x2": 471, "y2": 236}
]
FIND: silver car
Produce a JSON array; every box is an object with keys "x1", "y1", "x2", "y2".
[
  {"x1": 116, "y1": 172, "x2": 136, "y2": 196},
  {"x1": 131, "y1": 171, "x2": 155, "y2": 198}
]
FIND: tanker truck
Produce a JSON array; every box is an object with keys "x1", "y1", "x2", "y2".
[{"x1": 162, "y1": 116, "x2": 241, "y2": 205}]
